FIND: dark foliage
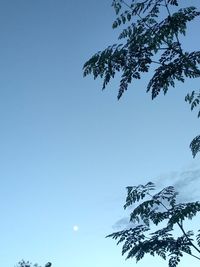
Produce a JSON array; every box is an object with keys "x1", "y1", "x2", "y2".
[
  {"x1": 15, "y1": 260, "x2": 41, "y2": 267},
  {"x1": 15, "y1": 260, "x2": 51, "y2": 267},
  {"x1": 83, "y1": 0, "x2": 200, "y2": 156},
  {"x1": 107, "y1": 182, "x2": 200, "y2": 267}
]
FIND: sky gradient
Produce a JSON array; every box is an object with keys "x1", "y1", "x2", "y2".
[{"x1": 0, "y1": 1, "x2": 200, "y2": 267}]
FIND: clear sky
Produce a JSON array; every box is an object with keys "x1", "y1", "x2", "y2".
[{"x1": 0, "y1": 1, "x2": 200, "y2": 267}]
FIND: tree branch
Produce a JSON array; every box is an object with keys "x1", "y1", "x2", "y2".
[
  {"x1": 147, "y1": 192, "x2": 200, "y2": 256},
  {"x1": 182, "y1": 250, "x2": 200, "y2": 261},
  {"x1": 120, "y1": 0, "x2": 200, "y2": 74}
]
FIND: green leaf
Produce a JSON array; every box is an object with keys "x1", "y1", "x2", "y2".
[{"x1": 190, "y1": 135, "x2": 200, "y2": 157}]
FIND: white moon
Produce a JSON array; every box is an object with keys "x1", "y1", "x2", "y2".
[{"x1": 73, "y1": 225, "x2": 79, "y2": 231}]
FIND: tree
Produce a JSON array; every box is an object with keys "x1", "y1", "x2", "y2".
[
  {"x1": 15, "y1": 260, "x2": 52, "y2": 267},
  {"x1": 106, "y1": 182, "x2": 200, "y2": 267},
  {"x1": 15, "y1": 260, "x2": 41, "y2": 267},
  {"x1": 83, "y1": 0, "x2": 200, "y2": 157}
]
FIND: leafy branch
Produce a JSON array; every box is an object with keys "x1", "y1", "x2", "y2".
[
  {"x1": 107, "y1": 182, "x2": 200, "y2": 267},
  {"x1": 83, "y1": 0, "x2": 200, "y2": 157}
]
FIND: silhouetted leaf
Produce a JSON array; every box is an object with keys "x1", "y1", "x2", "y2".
[
  {"x1": 107, "y1": 182, "x2": 200, "y2": 267},
  {"x1": 83, "y1": 0, "x2": 200, "y2": 156},
  {"x1": 190, "y1": 135, "x2": 200, "y2": 157}
]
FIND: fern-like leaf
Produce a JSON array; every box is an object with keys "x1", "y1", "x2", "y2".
[
  {"x1": 190, "y1": 135, "x2": 200, "y2": 157},
  {"x1": 124, "y1": 182, "x2": 155, "y2": 209}
]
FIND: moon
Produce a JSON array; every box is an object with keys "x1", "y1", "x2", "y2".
[{"x1": 73, "y1": 225, "x2": 79, "y2": 231}]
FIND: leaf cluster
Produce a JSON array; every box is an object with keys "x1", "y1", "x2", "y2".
[
  {"x1": 185, "y1": 91, "x2": 200, "y2": 118},
  {"x1": 15, "y1": 260, "x2": 41, "y2": 267},
  {"x1": 107, "y1": 182, "x2": 200, "y2": 267},
  {"x1": 83, "y1": 1, "x2": 200, "y2": 99},
  {"x1": 83, "y1": 0, "x2": 200, "y2": 157},
  {"x1": 15, "y1": 261, "x2": 51, "y2": 267},
  {"x1": 185, "y1": 91, "x2": 200, "y2": 157}
]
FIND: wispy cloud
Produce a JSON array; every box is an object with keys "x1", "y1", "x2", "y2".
[
  {"x1": 156, "y1": 161, "x2": 200, "y2": 202},
  {"x1": 113, "y1": 217, "x2": 128, "y2": 230},
  {"x1": 113, "y1": 159, "x2": 200, "y2": 230}
]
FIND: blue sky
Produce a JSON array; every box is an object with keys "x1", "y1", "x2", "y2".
[{"x1": 0, "y1": 1, "x2": 200, "y2": 267}]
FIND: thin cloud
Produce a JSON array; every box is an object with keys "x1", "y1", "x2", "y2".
[
  {"x1": 113, "y1": 160, "x2": 200, "y2": 229},
  {"x1": 157, "y1": 164, "x2": 200, "y2": 202},
  {"x1": 112, "y1": 217, "x2": 132, "y2": 230}
]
